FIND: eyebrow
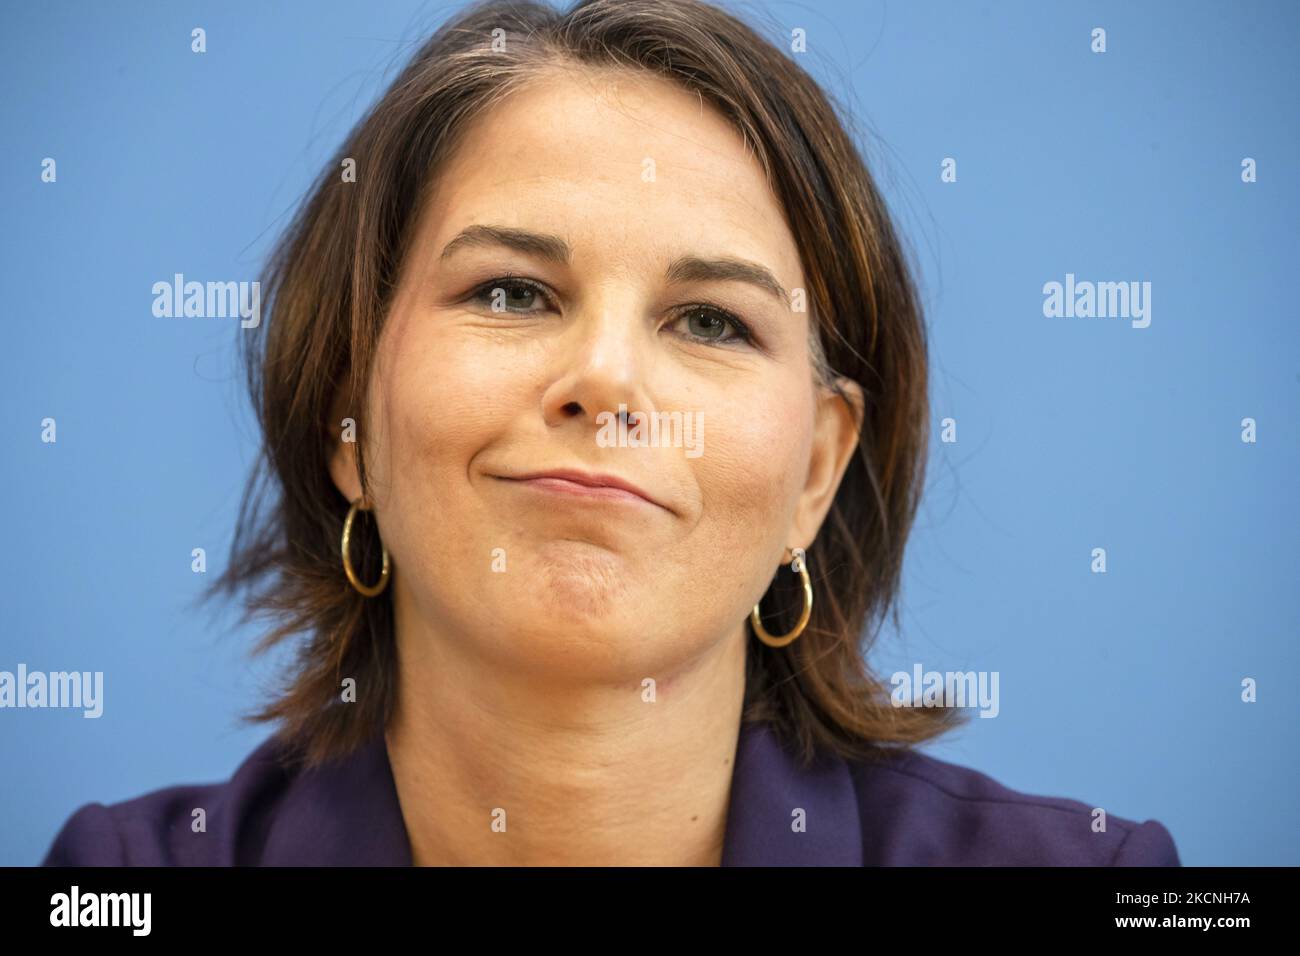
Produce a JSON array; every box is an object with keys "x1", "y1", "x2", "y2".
[{"x1": 439, "y1": 224, "x2": 791, "y2": 308}]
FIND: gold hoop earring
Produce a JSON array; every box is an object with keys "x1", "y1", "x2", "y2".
[
  {"x1": 342, "y1": 497, "x2": 390, "y2": 597},
  {"x1": 750, "y1": 549, "x2": 812, "y2": 648}
]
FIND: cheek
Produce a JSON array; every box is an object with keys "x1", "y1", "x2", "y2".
[
  {"x1": 692, "y1": 385, "x2": 812, "y2": 540},
  {"x1": 386, "y1": 330, "x2": 531, "y2": 474},
  {"x1": 363, "y1": 318, "x2": 534, "y2": 569},
  {"x1": 664, "y1": 383, "x2": 813, "y2": 623}
]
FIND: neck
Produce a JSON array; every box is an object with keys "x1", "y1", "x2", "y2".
[{"x1": 384, "y1": 591, "x2": 748, "y2": 866}]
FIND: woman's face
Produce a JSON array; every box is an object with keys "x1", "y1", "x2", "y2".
[{"x1": 332, "y1": 68, "x2": 862, "y2": 681}]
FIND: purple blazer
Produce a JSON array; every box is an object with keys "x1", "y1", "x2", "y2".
[{"x1": 42, "y1": 720, "x2": 1180, "y2": 866}]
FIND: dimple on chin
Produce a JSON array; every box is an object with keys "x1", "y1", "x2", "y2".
[{"x1": 528, "y1": 539, "x2": 633, "y2": 624}]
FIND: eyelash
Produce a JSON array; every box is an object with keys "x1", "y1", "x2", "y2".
[{"x1": 466, "y1": 273, "x2": 757, "y2": 347}]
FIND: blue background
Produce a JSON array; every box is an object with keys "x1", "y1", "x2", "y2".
[{"x1": 2, "y1": 0, "x2": 1296, "y2": 865}]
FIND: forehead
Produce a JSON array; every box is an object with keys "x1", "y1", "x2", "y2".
[{"x1": 419, "y1": 67, "x2": 803, "y2": 280}]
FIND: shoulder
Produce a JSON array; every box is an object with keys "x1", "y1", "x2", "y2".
[
  {"x1": 845, "y1": 748, "x2": 1181, "y2": 866},
  {"x1": 42, "y1": 734, "x2": 297, "y2": 866}
]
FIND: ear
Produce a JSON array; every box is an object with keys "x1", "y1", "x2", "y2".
[
  {"x1": 789, "y1": 377, "x2": 865, "y2": 551},
  {"x1": 328, "y1": 391, "x2": 364, "y2": 506}
]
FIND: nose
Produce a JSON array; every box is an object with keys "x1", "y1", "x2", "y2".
[{"x1": 541, "y1": 295, "x2": 657, "y2": 431}]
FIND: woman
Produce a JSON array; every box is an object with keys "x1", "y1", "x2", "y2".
[{"x1": 43, "y1": 0, "x2": 1179, "y2": 866}]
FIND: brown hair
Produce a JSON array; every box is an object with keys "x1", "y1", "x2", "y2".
[{"x1": 213, "y1": 0, "x2": 965, "y2": 772}]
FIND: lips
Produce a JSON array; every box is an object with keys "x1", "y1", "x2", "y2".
[{"x1": 494, "y1": 468, "x2": 669, "y2": 512}]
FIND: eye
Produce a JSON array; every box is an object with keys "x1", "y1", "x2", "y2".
[
  {"x1": 465, "y1": 278, "x2": 755, "y2": 348},
  {"x1": 468, "y1": 274, "x2": 554, "y2": 314},
  {"x1": 670, "y1": 305, "x2": 755, "y2": 347}
]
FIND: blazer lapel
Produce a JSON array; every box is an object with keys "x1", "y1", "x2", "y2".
[
  {"x1": 721, "y1": 721, "x2": 864, "y2": 865},
  {"x1": 260, "y1": 733, "x2": 413, "y2": 865}
]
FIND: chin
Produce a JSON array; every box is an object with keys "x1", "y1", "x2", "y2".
[{"x1": 529, "y1": 538, "x2": 634, "y2": 621}]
